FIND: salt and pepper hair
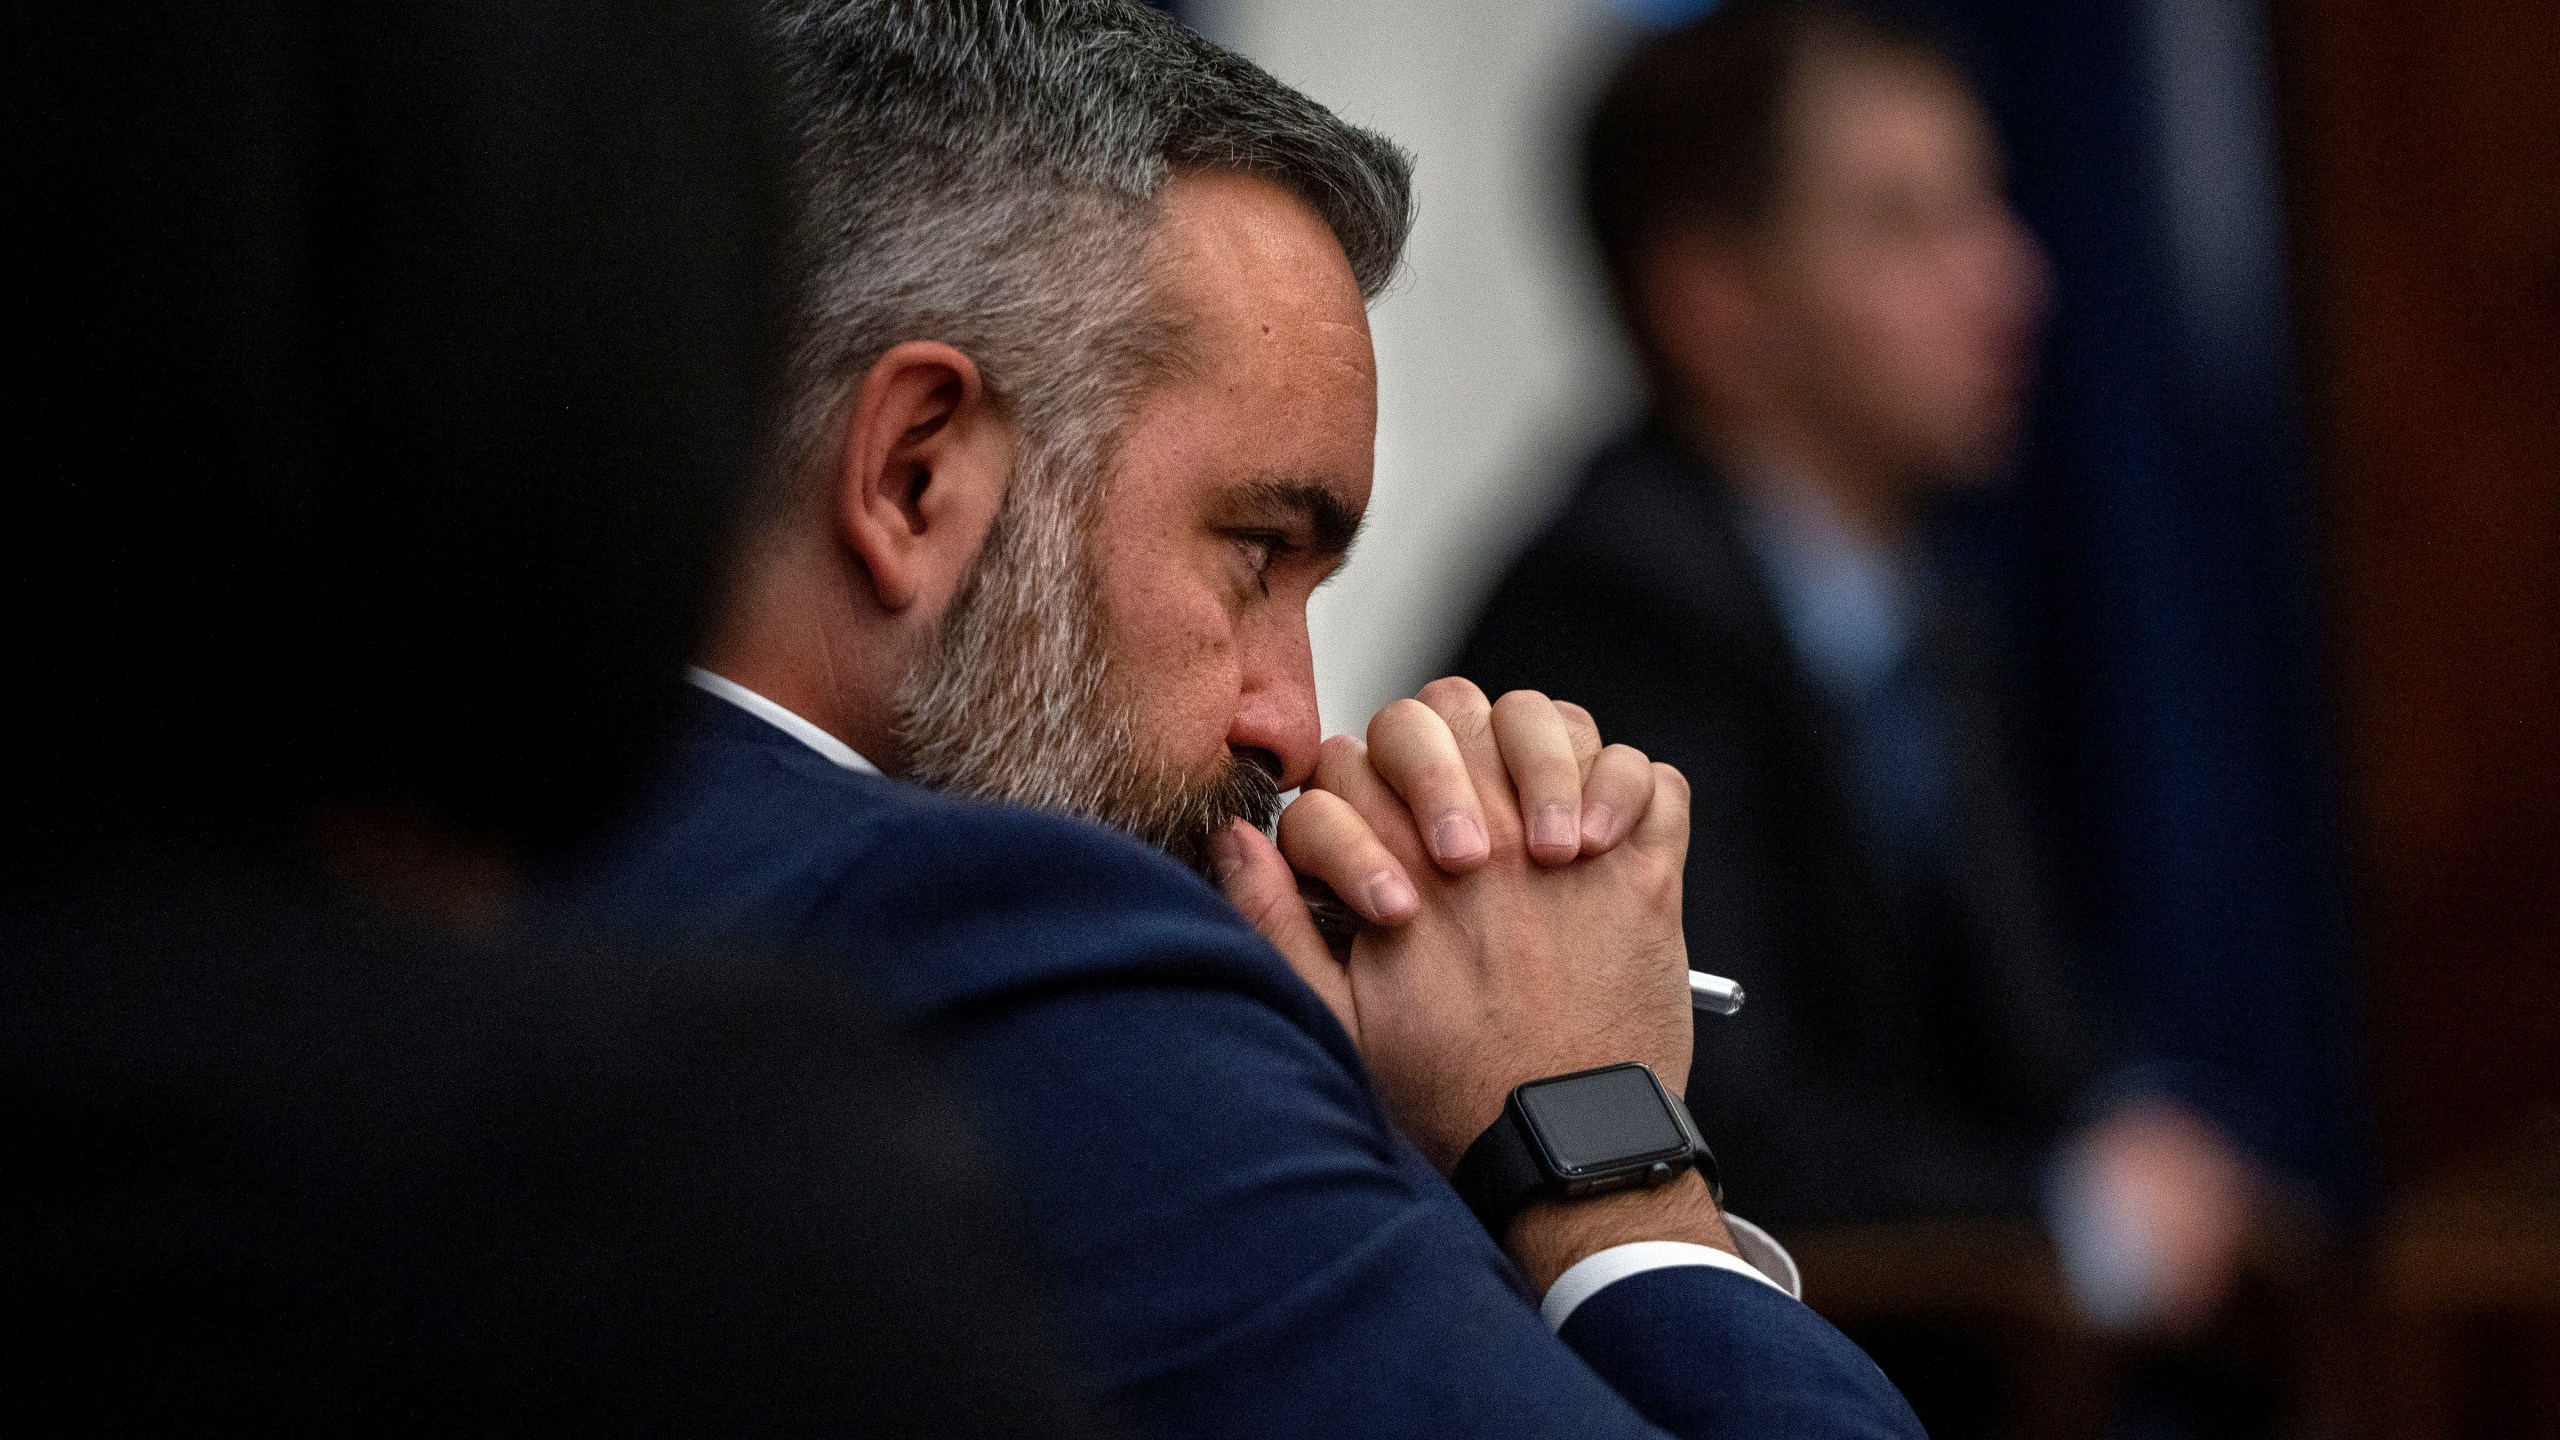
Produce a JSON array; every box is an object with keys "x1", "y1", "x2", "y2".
[
  {"x1": 761, "y1": 0, "x2": 1413, "y2": 855},
  {"x1": 764, "y1": 0, "x2": 1412, "y2": 515}
]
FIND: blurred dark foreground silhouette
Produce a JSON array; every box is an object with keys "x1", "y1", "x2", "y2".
[{"x1": 1, "y1": 3, "x2": 1110, "y2": 1433}]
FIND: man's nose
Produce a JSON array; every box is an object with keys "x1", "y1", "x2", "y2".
[{"x1": 1227, "y1": 635, "x2": 1322, "y2": 794}]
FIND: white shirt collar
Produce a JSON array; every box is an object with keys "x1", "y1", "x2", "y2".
[{"x1": 688, "y1": 667, "x2": 881, "y2": 775}]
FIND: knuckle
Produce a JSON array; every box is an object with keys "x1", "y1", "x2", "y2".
[
  {"x1": 1275, "y1": 793, "x2": 1322, "y2": 841},
  {"x1": 1295, "y1": 789, "x2": 1358, "y2": 837},
  {"x1": 1420, "y1": 677, "x2": 1494, "y2": 733},
  {"x1": 1651, "y1": 760, "x2": 1691, "y2": 801},
  {"x1": 1418, "y1": 675, "x2": 1490, "y2": 710},
  {"x1": 1370, "y1": 697, "x2": 1435, "y2": 744},
  {"x1": 1311, "y1": 734, "x2": 1368, "y2": 790},
  {"x1": 1623, "y1": 846, "x2": 1685, "y2": 907},
  {"x1": 1441, "y1": 702, "x2": 1493, "y2": 750},
  {"x1": 1234, "y1": 885, "x2": 1301, "y2": 937}
]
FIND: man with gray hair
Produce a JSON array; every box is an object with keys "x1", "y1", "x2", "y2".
[
  {"x1": 745, "y1": 0, "x2": 1413, "y2": 876},
  {"x1": 561, "y1": 3, "x2": 1923, "y2": 1436}
]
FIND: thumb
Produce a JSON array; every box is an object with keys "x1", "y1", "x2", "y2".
[{"x1": 1212, "y1": 819, "x2": 1357, "y2": 1041}]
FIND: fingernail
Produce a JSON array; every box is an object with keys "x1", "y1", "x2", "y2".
[
  {"x1": 1532, "y1": 802, "x2": 1577, "y2": 853},
  {"x1": 1207, "y1": 825, "x2": 1244, "y2": 887},
  {"x1": 1580, "y1": 803, "x2": 1617, "y2": 848},
  {"x1": 1367, "y1": 871, "x2": 1417, "y2": 919},
  {"x1": 1433, "y1": 812, "x2": 1487, "y2": 864}
]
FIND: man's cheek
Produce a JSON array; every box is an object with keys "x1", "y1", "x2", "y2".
[
  {"x1": 1171, "y1": 647, "x2": 1248, "y2": 749},
  {"x1": 1107, "y1": 599, "x2": 1235, "y2": 747}
]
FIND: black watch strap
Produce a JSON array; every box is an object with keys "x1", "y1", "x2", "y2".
[{"x1": 1449, "y1": 1107, "x2": 1549, "y2": 1238}]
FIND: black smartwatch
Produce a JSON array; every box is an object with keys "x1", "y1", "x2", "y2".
[{"x1": 1450, "y1": 1062, "x2": 1719, "y2": 1238}]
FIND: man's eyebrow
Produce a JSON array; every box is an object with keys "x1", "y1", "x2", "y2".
[{"x1": 1229, "y1": 478, "x2": 1365, "y2": 560}]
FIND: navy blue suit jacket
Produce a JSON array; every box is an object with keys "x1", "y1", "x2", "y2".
[{"x1": 552, "y1": 695, "x2": 1922, "y2": 1439}]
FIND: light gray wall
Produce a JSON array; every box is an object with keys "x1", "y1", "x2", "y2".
[{"x1": 1194, "y1": 0, "x2": 1643, "y2": 737}]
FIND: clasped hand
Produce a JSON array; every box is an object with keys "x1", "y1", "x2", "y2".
[{"x1": 1210, "y1": 678, "x2": 1695, "y2": 1174}]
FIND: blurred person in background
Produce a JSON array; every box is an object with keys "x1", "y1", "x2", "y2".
[
  {"x1": 3, "y1": 2, "x2": 1112, "y2": 1433},
  {"x1": 552, "y1": 1, "x2": 1930, "y2": 1437},
  {"x1": 1455, "y1": 1, "x2": 2268, "y2": 1432}
]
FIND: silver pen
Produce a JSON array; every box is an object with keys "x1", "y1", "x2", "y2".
[{"x1": 1688, "y1": 970, "x2": 1745, "y2": 1016}]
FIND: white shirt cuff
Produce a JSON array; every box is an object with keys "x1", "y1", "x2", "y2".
[
  {"x1": 1723, "y1": 1213, "x2": 1802, "y2": 1299},
  {"x1": 1539, "y1": 1215, "x2": 1801, "y2": 1331}
]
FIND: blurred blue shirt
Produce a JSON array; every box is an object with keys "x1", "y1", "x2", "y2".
[{"x1": 1731, "y1": 474, "x2": 1952, "y2": 872}]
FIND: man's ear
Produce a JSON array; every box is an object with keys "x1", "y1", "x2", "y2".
[{"x1": 832, "y1": 340, "x2": 1013, "y2": 617}]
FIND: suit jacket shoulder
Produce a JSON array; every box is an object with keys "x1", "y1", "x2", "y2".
[{"x1": 561, "y1": 697, "x2": 1326, "y2": 1033}]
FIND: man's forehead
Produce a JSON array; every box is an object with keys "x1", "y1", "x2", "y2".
[
  {"x1": 1787, "y1": 54, "x2": 1995, "y2": 192},
  {"x1": 1133, "y1": 169, "x2": 1378, "y2": 524},
  {"x1": 1152, "y1": 170, "x2": 1375, "y2": 363}
]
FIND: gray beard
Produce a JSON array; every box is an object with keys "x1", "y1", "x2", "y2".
[{"x1": 888, "y1": 465, "x2": 1279, "y2": 878}]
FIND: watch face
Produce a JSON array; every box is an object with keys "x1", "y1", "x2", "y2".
[{"x1": 1516, "y1": 1065, "x2": 1689, "y2": 1176}]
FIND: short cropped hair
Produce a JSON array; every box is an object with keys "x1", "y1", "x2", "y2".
[
  {"x1": 1578, "y1": 0, "x2": 1957, "y2": 300},
  {"x1": 762, "y1": 0, "x2": 1414, "y2": 521}
]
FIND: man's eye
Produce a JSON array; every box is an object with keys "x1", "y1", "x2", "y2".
[{"x1": 1232, "y1": 535, "x2": 1279, "y2": 593}]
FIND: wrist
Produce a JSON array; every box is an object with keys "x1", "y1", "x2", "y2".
[
  {"x1": 1449, "y1": 1060, "x2": 1717, "y2": 1236},
  {"x1": 1504, "y1": 1170, "x2": 1735, "y2": 1295}
]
